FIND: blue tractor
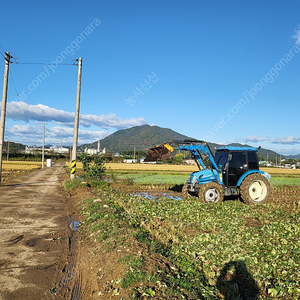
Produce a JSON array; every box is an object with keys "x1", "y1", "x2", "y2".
[{"x1": 145, "y1": 140, "x2": 271, "y2": 204}]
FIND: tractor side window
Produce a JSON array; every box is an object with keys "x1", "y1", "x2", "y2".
[
  {"x1": 248, "y1": 151, "x2": 259, "y2": 170},
  {"x1": 230, "y1": 151, "x2": 247, "y2": 167}
]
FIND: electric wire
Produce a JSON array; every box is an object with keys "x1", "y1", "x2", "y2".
[
  {"x1": 0, "y1": 46, "x2": 6, "y2": 59},
  {"x1": 2, "y1": 50, "x2": 77, "y2": 145},
  {"x1": 16, "y1": 62, "x2": 75, "y2": 66},
  {"x1": 9, "y1": 70, "x2": 19, "y2": 96},
  {"x1": 7, "y1": 69, "x2": 41, "y2": 140}
]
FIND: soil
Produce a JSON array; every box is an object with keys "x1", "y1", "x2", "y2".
[{"x1": 0, "y1": 163, "x2": 72, "y2": 300}]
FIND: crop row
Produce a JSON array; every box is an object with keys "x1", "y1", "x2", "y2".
[{"x1": 110, "y1": 190, "x2": 300, "y2": 298}]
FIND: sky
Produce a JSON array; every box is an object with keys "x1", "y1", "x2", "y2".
[{"x1": 0, "y1": 0, "x2": 300, "y2": 155}]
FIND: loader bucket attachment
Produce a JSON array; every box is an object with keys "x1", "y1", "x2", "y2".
[{"x1": 144, "y1": 143, "x2": 174, "y2": 162}]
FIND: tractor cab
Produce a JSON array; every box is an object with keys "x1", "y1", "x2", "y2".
[{"x1": 215, "y1": 146, "x2": 259, "y2": 188}]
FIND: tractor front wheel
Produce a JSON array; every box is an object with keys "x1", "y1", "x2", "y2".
[
  {"x1": 198, "y1": 182, "x2": 224, "y2": 203},
  {"x1": 240, "y1": 174, "x2": 271, "y2": 205}
]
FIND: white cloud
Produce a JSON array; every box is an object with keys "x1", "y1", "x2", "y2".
[
  {"x1": 272, "y1": 136, "x2": 300, "y2": 145},
  {"x1": 244, "y1": 135, "x2": 270, "y2": 143},
  {"x1": 6, "y1": 101, "x2": 147, "y2": 129},
  {"x1": 7, "y1": 124, "x2": 111, "y2": 145},
  {"x1": 240, "y1": 135, "x2": 300, "y2": 146},
  {"x1": 293, "y1": 25, "x2": 300, "y2": 45}
]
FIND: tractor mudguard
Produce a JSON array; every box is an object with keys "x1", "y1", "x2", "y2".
[{"x1": 237, "y1": 170, "x2": 271, "y2": 187}]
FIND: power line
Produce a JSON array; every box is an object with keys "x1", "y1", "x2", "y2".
[
  {"x1": 16, "y1": 62, "x2": 75, "y2": 66},
  {"x1": 0, "y1": 44, "x2": 6, "y2": 57},
  {"x1": 0, "y1": 47, "x2": 76, "y2": 66},
  {"x1": 9, "y1": 70, "x2": 19, "y2": 96},
  {"x1": 6, "y1": 69, "x2": 41, "y2": 138}
]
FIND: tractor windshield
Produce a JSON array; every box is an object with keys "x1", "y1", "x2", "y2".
[{"x1": 215, "y1": 151, "x2": 229, "y2": 167}]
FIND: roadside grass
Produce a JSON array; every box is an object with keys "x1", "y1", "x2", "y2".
[
  {"x1": 119, "y1": 255, "x2": 148, "y2": 289},
  {"x1": 64, "y1": 178, "x2": 82, "y2": 191}
]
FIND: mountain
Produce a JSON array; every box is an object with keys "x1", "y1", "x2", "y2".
[
  {"x1": 256, "y1": 147, "x2": 282, "y2": 160},
  {"x1": 79, "y1": 125, "x2": 284, "y2": 159},
  {"x1": 79, "y1": 125, "x2": 192, "y2": 152},
  {"x1": 285, "y1": 154, "x2": 300, "y2": 160},
  {"x1": 3, "y1": 141, "x2": 26, "y2": 151}
]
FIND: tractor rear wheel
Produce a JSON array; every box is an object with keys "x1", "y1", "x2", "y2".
[
  {"x1": 198, "y1": 182, "x2": 224, "y2": 203},
  {"x1": 240, "y1": 174, "x2": 271, "y2": 205}
]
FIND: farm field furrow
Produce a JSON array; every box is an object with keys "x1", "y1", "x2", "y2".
[{"x1": 83, "y1": 183, "x2": 300, "y2": 299}]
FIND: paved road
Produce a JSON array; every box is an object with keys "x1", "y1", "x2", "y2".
[{"x1": 0, "y1": 163, "x2": 70, "y2": 300}]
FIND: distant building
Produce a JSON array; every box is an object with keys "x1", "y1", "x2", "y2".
[
  {"x1": 26, "y1": 145, "x2": 69, "y2": 155},
  {"x1": 84, "y1": 148, "x2": 98, "y2": 155},
  {"x1": 184, "y1": 159, "x2": 196, "y2": 165},
  {"x1": 25, "y1": 145, "x2": 43, "y2": 154},
  {"x1": 259, "y1": 161, "x2": 273, "y2": 167},
  {"x1": 51, "y1": 146, "x2": 69, "y2": 154},
  {"x1": 123, "y1": 159, "x2": 137, "y2": 163},
  {"x1": 84, "y1": 147, "x2": 107, "y2": 155}
]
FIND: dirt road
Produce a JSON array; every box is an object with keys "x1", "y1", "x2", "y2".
[{"x1": 0, "y1": 163, "x2": 72, "y2": 300}]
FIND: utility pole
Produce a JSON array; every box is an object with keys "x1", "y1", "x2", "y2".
[
  {"x1": 280, "y1": 155, "x2": 281, "y2": 167},
  {"x1": 60, "y1": 133, "x2": 62, "y2": 150},
  {"x1": 0, "y1": 52, "x2": 10, "y2": 186},
  {"x1": 71, "y1": 57, "x2": 82, "y2": 179},
  {"x1": 42, "y1": 124, "x2": 45, "y2": 169},
  {"x1": 6, "y1": 141, "x2": 9, "y2": 161},
  {"x1": 6, "y1": 140, "x2": 9, "y2": 161}
]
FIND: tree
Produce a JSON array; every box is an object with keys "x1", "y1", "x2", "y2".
[
  {"x1": 86, "y1": 156, "x2": 106, "y2": 181},
  {"x1": 175, "y1": 153, "x2": 184, "y2": 164},
  {"x1": 79, "y1": 154, "x2": 106, "y2": 181},
  {"x1": 79, "y1": 153, "x2": 91, "y2": 171}
]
